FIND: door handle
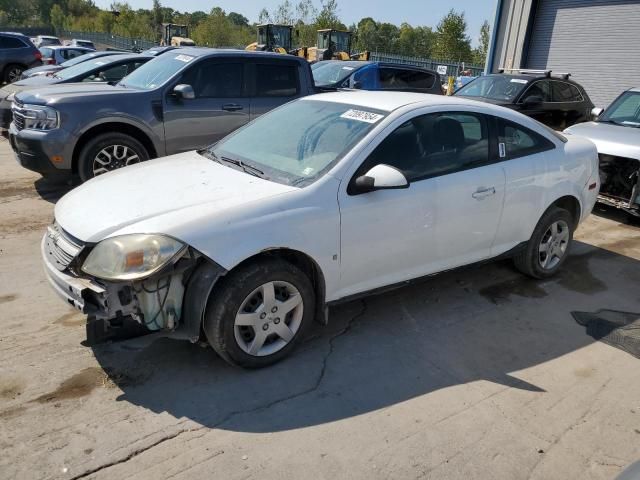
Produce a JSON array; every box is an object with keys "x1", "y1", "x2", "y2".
[
  {"x1": 472, "y1": 187, "x2": 496, "y2": 200},
  {"x1": 222, "y1": 103, "x2": 243, "y2": 112}
]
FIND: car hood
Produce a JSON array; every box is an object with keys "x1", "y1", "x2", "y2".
[
  {"x1": 14, "y1": 82, "x2": 126, "y2": 105},
  {"x1": 22, "y1": 65, "x2": 61, "y2": 76},
  {"x1": 55, "y1": 151, "x2": 298, "y2": 243},
  {"x1": 564, "y1": 121, "x2": 640, "y2": 160}
]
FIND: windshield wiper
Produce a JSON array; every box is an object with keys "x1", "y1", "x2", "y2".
[{"x1": 199, "y1": 150, "x2": 267, "y2": 179}]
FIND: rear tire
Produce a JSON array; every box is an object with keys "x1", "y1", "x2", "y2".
[
  {"x1": 3, "y1": 64, "x2": 24, "y2": 83},
  {"x1": 203, "y1": 258, "x2": 315, "y2": 368},
  {"x1": 77, "y1": 132, "x2": 149, "y2": 182},
  {"x1": 514, "y1": 207, "x2": 574, "y2": 279}
]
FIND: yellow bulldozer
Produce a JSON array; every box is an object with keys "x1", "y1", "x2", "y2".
[
  {"x1": 245, "y1": 24, "x2": 297, "y2": 54},
  {"x1": 160, "y1": 23, "x2": 195, "y2": 47},
  {"x1": 306, "y1": 29, "x2": 370, "y2": 62}
]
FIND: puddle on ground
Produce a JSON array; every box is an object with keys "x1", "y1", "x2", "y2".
[
  {"x1": 32, "y1": 367, "x2": 106, "y2": 403},
  {"x1": 0, "y1": 294, "x2": 17, "y2": 304},
  {"x1": 54, "y1": 311, "x2": 85, "y2": 327},
  {"x1": 478, "y1": 277, "x2": 548, "y2": 305},
  {"x1": 556, "y1": 253, "x2": 607, "y2": 294}
]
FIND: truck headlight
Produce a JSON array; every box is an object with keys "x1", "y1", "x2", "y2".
[
  {"x1": 82, "y1": 234, "x2": 186, "y2": 281},
  {"x1": 12, "y1": 103, "x2": 59, "y2": 131}
]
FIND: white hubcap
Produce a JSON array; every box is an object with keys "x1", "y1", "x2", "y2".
[
  {"x1": 539, "y1": 220, "x2": 570, "y2": 270},
  {"x1": 234, "y1": 281, "x2": 304, "y2": 357}
]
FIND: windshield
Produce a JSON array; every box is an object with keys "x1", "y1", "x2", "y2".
[
  {"x1": 119, "y1": 52, "x2": 193, "y2": 89},
  {"x1": 55, "y1": 57, "x2": 122, "y2": 79},
  {"x1": 600, "y1": 91, "x2": 640, "y2": 127},
  {"x1": 60, "y1": 52, "x2": 105, "y2": 67},
  {"x1": 208, "y1": 100, "x2": 386, "y2": 186},
  {"x1": 456, "y1": 76, "x2": 529, "y2": 101},
  {"x1": 312, "y1": 62, "x2": 360, "y2": 86}
]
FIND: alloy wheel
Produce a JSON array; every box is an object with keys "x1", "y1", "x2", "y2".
[
  {"x1": 92, "y1": 144, "x2": 141, "y2": 176},
  {"x1": 7, "y1": 67, "x2": 22, "y2": 83},
  {"x1": 538, "y1": 220, "x2": 570, "y2": 270},
  {"x1": 234, "y1": 281, "x2": 304, "y2": 357}
]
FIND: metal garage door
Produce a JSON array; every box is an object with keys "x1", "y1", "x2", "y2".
[{"x1": 526, "y1": 0, "x2": 640, "y2": 107}]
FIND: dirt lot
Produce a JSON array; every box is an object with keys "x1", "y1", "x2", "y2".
[{"x1": 1, "y1": 138, "x2": 639, "y2": 480}]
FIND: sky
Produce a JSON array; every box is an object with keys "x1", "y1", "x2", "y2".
[{"x1": 92, "y1": 0, "x2": 497, "y2": 46}]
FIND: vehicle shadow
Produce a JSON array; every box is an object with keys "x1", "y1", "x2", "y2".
[
  {"x1": 91, "y1": 240, "x2": 637, "y2": 433},
  {"x1": 33, "y1": 176, "x2": 75, "y2": 203}
]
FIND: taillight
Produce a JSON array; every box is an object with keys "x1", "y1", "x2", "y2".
[{"x1": 34, "y1": 51, "x2": 42, "y2": 61}]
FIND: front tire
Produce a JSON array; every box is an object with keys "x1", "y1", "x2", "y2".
[
  {"x1": 513, "y1": 207, "x2": 574, "y2": 279},
  {"x1": 78, "y1": 133, "x2": 149, "y2": 182},
  {"x1": 203, "y1": 258, "x2": 315, "y2": 368}
]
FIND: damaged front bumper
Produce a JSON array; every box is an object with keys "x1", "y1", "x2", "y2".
[
  {"x1": 41, "y1": 225, "x2": 226, "y2": 342},
  {"x1": 598, "y1": 153, "x2": 640, "y2": 216}
]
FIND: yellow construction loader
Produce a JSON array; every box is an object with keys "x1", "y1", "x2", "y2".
[
  {"x1": 160, "y1": 23, "x2": 195, "y2": 47},
  {"x1": 246, "y1": 24, "x2": 294, "y2": 54},
  {"x1": 306, "y1": 29, "x2": 370, "y2": 62}
]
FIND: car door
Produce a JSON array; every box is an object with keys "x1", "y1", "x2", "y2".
[
  {"x1": 517, "y1": 80, "x2": 553, "y2": 126},
  {"x1": 550, "y1": 80, "x2": 585, "y2": 129},
  {"x1": 163, "y1": 58, "x2": 250, "y2": 154},
  {"x1": 337, "y1": 109, "x2": 506, "y2": 298},
  {"x1": 248, "y1": 60, "x2": 304, "y2": 120}
]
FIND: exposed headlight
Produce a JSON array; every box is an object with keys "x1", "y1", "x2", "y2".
[
  {"x1": 81, "y1": 234, "x2": 186, "y2": 281},
  {"x1": 11, "y1": 103, "x2": 59, "y2": 131}
]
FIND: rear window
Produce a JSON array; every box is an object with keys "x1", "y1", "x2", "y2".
[
  {"x1": 39, "y1": 47, "x2": 54, "y2": 58},
  {"x1": 378, "y1": 68, "x2": 436, "y2": 90},
  {"x1": 0, "y1": 36, "x2": 28, "y2": 49},
  {"x1": 255, "y1": 64, "x2": 298, "y2": 97},
  {"x1": 551, "y1": 81, "x2": 583, "y2": 102}
]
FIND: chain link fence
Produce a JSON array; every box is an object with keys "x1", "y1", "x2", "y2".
[
  {"x1": 60, "y1": 30, "x2": 157, "y2": 52},
  {"x1": 369, "y1": 52, "x2": 484, "y2": 77}
]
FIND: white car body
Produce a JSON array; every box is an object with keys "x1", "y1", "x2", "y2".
[{"x1": 44, "y1": 91, "x2": 600, "y2": 357}]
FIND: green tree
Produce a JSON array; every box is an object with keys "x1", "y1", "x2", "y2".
[
  {"x1": 228, "y1": 12, "x2": 249, "y2": 27},
  {"x1": 50, "y1": 4, "x2": 65, "y2": 31},
  {"x1": 432, "y1": 9, "x2": 472, "y2": 62},
  {"x1": 473, "y1": 20, "x2": 490, "y2": 65},
  {"x1": 316, "y1": 0, "x2": 344, "y2": 29}
]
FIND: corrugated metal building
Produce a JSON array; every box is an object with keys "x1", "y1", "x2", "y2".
[{"x1": 486, "y1": 0, "x2": 640, "y2": 107}]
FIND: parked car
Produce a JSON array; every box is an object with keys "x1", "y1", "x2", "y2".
[
  {"x1": 454, "y1": 70, "x2": 594, "y2": 130},
  {"x1": 42, "y1": 91, "x2": 599, "y2": 367},
  {"x1": 0, "y1": 53, "x2": 152, "y2": 131},
  {"x1": 65, "y1": 39, "x2": 96, "y2": 50},
  {"x1": 564, "y1": 88, "x2": 640, "y2": 217},
  {"x1": 9, "y1": 49, "x2": 317, "y2": 181},
  {"x1": 34, "y1": 35, "x2": 61, "y2": 47},
  {"x1": 141, "y1": 45, "x2": 178, "y2": 56},
  {"x1": 39, "y1": 45, "x2": 93, "y2": 65},
  {"x1": 0, "y1": 32, "x2": 42, "y2": 83},
  {"x1": 20, "y1": 50, "x2": 125, "y2": 79},
  {"x1": 312, "y1": 60, "x2": 443, "y2": 94}
]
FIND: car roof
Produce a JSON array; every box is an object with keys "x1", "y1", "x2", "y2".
[
  {"x1": 40, "y1": 45, "x2": 92, "y2": 50},
  {"x1": 85, "y1": 53, "x2": 153, "y2": 62},
  {"x1": 628, "y1": 87, "x2": 640, "y2": 93},
  {"x1": 0, "y1": 31, "x2": 29, "y2": 37},
  {"x1": 305, "y1": 90, "x2": 493, "y2": 113},
  {"x1": 38, "y1": 35, "x2": 59, "y2": 39},
  {"x1": 175, "y1": 47, "x2": 307, "y2": 62}
]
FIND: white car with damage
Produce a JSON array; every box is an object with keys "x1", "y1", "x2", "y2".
[{"x1": 43, "y1": 91, "x2": 600, "y2": 367}]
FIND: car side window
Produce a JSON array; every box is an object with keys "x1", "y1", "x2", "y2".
[
  {"x1": 551, "y1": 81, "x2": 583, "y2": 102},
  {"x1": 497, "y1": 119, "x2": 555, "y2": 159},
  {"x1": 255, "y1": 64, "x2": 298, "y2": 97},
  {"x1": 354, "y1": 112, "x2": 490, "y2": 184},
  {"x1": 181, "y1": 61, "x2": 243, "y2": 98},
  {"x1": 82, "y1": 64, "x2": 128, "y2": 83},
  {"x1": 520, "y1": 80, "x2": 552, "y2": 103},
  {"x1": 378, "y1": 68, "x2": 436, "y2": 90},
  {"x1": 0, "y1": 36, "x2": 27, "y2": 49},
  {"x1": 65, "y1": 49, "x2": 85, "y2": 60}
]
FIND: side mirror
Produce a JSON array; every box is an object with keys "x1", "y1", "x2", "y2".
[
  {"x1": 352, "y1": 164, "x2": 409, "y2": 194},
  {"x1": 351, "y1": 80, "x2": 363, "y2": 89},
  {"x1": 173, "y1": 84, "x2": 195, "y2": 100},
  {"x1": 522, "y1": 95, "x2": 543, "y2": 106},
  {"x1": 591, "y1": 107, "x2": 604, "y2": 120}
]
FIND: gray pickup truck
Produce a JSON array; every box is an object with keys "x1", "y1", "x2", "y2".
[{"x1": 9, "y1": 49, "x2": 317, "y2": 181}]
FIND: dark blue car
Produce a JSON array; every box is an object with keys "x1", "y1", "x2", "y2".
[{"x1": 312, "y1": 60, "x2": 443, "y2": 94}]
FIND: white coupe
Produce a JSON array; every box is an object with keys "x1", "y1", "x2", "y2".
[{"x1": 43, "y1": 91, "x2": 600, "y2": 367}]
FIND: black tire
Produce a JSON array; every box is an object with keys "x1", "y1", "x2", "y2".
[
  {"x1": 77, "y1": 132, "x2": 149, "y2": 182},
  {"x1": 3, "y1": 64, "x2": 24, "y2": 83},
  {"x1": 203, "y1": 258, "x2": 315, "y2": 368},
  {"x1": 513, "y1": 206, "x2": 574, "y2": 279}
]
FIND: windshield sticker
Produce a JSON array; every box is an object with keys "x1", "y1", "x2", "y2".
[
  {"x1": 341, "y1": 66, "x2": 355, "y2": 71},
  {"x1": 340, "y1": 109, "x2": 384, "y2": 123},
  {"x1": 302, "y1": 167, "x2": 315, "y2": 176},
  {"x1": 510, "y1": 79, "x2": 528, "y2": 84},
  {"x1": 175, "y1": 54, "x2": 194, "y2": 63}
]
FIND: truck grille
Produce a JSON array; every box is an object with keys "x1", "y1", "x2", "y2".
[
  {"x1": 44, "y1": 222, "x2": 84, "y2": 271},
  {"x1": 11, "y1": 101, "x2": 26, "y2": 131}
]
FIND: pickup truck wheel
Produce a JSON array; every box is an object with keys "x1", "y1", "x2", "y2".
[
  {"x1": 3, "y1": 64, "x2": 24, "y2": 83},
  {"x1": 203, "y1": 258, "x2": 315, "y2": 368},
  {"x1": 514, "y1": 207, "x2": 574, "y2": 279},
  {"x1": 78, "y1": 133, "x2": 149, "y2": 182}
]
